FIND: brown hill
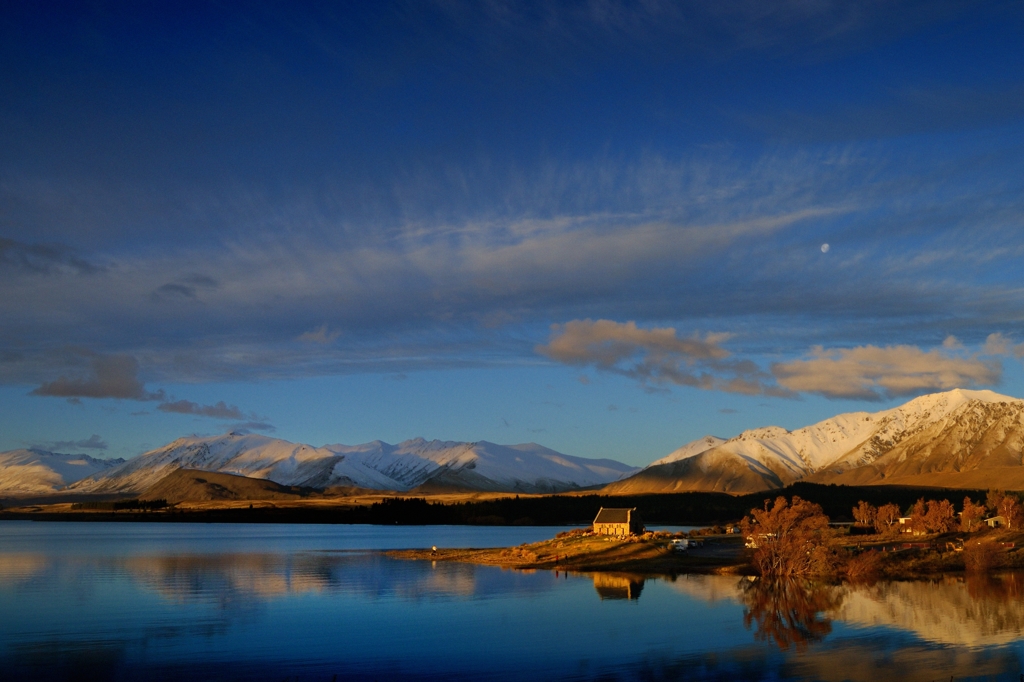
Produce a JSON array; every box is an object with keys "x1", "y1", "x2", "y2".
[
  {"x1": 140, "y1": 468, "x2": 313, "y2": 503},
  {"x1": 601, "y1": 449, "x2": 788, "y2": 495}
]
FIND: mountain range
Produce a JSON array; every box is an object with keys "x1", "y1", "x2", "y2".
[
  {"x1": 4, "y1": 388, "x2": 1024, "y2": 499},
  {"x1": 61, "y1": 434, "x2": 639, "y2": 497},
  {"x1": 0, "y1": 450, "x2": 123, "y2": 496},
  {"x1": 605, "y1": 388, "x2": 1024, "y2": 494}
]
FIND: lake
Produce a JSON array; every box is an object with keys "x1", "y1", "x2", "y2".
[{"x1": 2, "y1": 521, "x2": 1024, "y2": 681}]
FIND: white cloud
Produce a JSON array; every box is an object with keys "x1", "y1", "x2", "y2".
[
  {"x1": 537, "y1": 319, "x2": 788, "y2": 396},
  {"x1": 298, "y1": 324, "x2": 341, "y2": 344},
  {"x1": 983, "y1": 332, "x2": 1024, "y2": 358},
  {"x1": 771, "y1": 344, "x2": 1001, "y2": 400}
]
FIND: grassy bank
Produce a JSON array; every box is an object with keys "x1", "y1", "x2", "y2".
[{"x1": 387, "y1": 528, "x2": 749, "y2": 574}]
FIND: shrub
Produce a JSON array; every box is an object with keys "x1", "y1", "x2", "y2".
[
  {"x1": 843, "y1": 549, "x2": 883, "y2": 582},
  {"x1": 963, "y1": 540, "x2": 1003, "y2": 573}
]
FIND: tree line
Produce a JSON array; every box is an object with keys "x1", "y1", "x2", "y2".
[
  {"x1": 851, "y1": 489, "x2": 1023, "y2": 535},
  {"x1": 740, "y1": 490, "x2": 1024, "y2": 578}
]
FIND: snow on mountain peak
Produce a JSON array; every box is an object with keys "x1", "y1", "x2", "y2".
[
  {"x1": 65, "y1": 433, "x2": 639, "y2": 495},
  {"x1": 650, "y1": 435, "x2": 727, "y2": 466}
]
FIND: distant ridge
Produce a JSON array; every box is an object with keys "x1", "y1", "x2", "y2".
[
  {"x1": 62, "y1": 433, "x2": 639, "y2": 496},
  {"x1": 0, "y1": 449, "x2": 123, "y2": 496}
]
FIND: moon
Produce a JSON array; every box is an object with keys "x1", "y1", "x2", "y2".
[{"x1": 821, "y1": 243, "x2": 830, "y2": 253}]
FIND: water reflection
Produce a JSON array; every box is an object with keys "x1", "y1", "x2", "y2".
[
  {"x1": 739, "y1": 578, "x2": 844, "y2": 650},
  {"x1": 5, "y1": 550, "x2": 652, "y2": 605},
  {"x1": 7, "y1": 529, "x2": 1024, "y2": 680},
  {"x1": 591, "y1": 573, "x2": 645, "y2": 600},
  {"x1": 840, "y1": 573, "x2": 1024, "y2": 647}
]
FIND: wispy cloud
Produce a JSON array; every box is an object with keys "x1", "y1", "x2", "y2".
[
  {"x1": 228, "y1": 421, "x2": 276, "y2": 433},
  {"x1": 3, "y1": 137, "x2": 1024, "y2": 387},
  {"x1": 298, "y1": 324, "x2": 341, "y2": 344},
  {"x1": 156, "y1": 400, "x2": 246, "y2": 420},
  {"x1": 151, "y1": 274, "x2": 219, "y2": 302},
  {"x1": 0, "y1": 237, "x2": 102, "y2": 275},
  {"x1": 36, "y1": 434, "x2": 108, "y2": 452}
]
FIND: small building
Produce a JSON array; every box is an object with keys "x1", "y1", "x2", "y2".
[
  {"x1": 986, "y1": 515, "x2": 1007, "y2": 528},
  {"x1": 593, "y1": 507, "x2": 644, "y2": 536}
]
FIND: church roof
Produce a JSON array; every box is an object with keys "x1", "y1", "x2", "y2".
[{"x1": 593, "y1": 507, "x2": 635, "y2": 524}]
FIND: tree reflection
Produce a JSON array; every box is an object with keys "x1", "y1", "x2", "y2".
[
  {"x1": 965, "y1": 571, "x2": 1024, "y2": 602},
  {"x1": 740, "y1": 577, "x2": 845, "y2": 650}
]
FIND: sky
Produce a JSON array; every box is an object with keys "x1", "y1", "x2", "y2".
[{"x1": 3, "y1": 1, "x2": 1024, "y2": 466}]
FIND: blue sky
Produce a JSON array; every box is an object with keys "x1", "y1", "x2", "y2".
[{"x1": 3, "y1": 1, "x2": 1024, "y2": 465}]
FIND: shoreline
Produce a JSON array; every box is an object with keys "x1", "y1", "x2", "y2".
[
  {"x1": 387, "y1": 529, "x2": 752, "y2": 575},
  {"x1": 386, "y1": 526, "x2": 1024, "y2": 580}
]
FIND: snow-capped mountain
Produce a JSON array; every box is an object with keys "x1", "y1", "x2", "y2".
[
  {"x1": 648, "y1": 436, "x2": 727, "y2": 467},
  {"x1": 605, "y1": 389, "x2": 1024, "y2": 493},
  {"x1": 69, "y1": 433, "x2": 640, "y2": 495},
  {"x1": 0, "y1": 450, "x2": 124, "y2": 496}
]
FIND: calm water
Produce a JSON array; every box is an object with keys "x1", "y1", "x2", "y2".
[{"x1": 2, "y1": 522, "x2": 1024, "y2": 681}]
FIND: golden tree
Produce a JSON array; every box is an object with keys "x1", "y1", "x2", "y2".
[
  {"x1": 924, "y1": 499, "x2": 957, "y2": 533},
  {"x1": 987, "y1": 489, "x2": 1006, "y2": 514},
  {"x1": 741, "y1": 496, "x2": 835, "y2": 577},
  {"x1": 873, "y1": 503, "x2": 901, "y2": 536},
  {"x1": 907, "y1": 498, "x2": 932, "y2": 534},
  {"x1": 960, "y1": 497, "x2": 986, "y2": 532},
  {"x1": 852, "y1": 501, "x2": 876, "y2": 528},
  {"x1": 999, "y1": 495, "x2": 1022, "y2": 530}
]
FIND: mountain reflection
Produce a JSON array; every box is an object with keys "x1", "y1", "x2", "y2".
[
  {"x1": 839, "y1": 573, "x2": 1024, "y2": 646},
  {"x1": 113, "y1": 552, "x2": 563, "y2": 606},
  {"x1": 740, "y1": 578, "x2": 844, "y2": 650}
]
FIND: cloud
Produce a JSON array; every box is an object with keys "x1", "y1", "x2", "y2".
[
  {"x1": 771, "y1": 344, "x2": 1001, "y2": 400},
  {"x1": 30, "y1": 352, "x2": 164, "y2": 400},
  {"x1": 298, "y1": 324, "x2": 341, "y2": 344},
  {"x1": 0, "y1": 237, "x2": 102, "y2": 275},
  {"x1": 28, "y1": 350, "x2": 270, "y2": 426},
  {"x1": 540, "y1": 319, "x2": 732, "y2": 366},
  {"x1": 3, "y1": 138, "x2": 1024, "y2": 388},
  {"x1": 156, "y1": 400, "x2": 246, "y2": 420},
  {"x1": 228, "y1": 421, "x2": 276, "y2": 433},
  {"x1": 40, "y1": 434, "x2": 108, "y2": 451},
  {"x1": 151, "y1": 275, "x2": 219, "y2": 302},
  {"x1": 538, "y1": 319, "x2": 789, "y2": 396},
  {"x1": 983, "y1": 333, "x2": 1024, "y2": 358}
]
